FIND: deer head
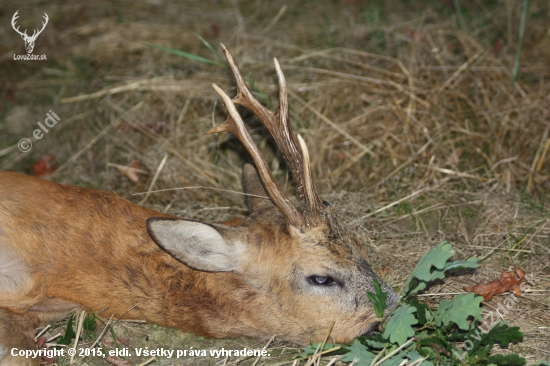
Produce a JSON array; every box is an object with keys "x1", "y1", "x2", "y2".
[
  {"x1": 11, "y1": 11, "x2": 49, "y2": 54},
  {"x1": 147, "y1": 45, "x2": 399, "y2": 344}
]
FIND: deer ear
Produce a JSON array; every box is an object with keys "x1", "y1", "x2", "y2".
[
  {"x1": 242, "y1": 163, "x2": 275, "y2": 213},
  {"x1": 147, "y1": 218, "x2": 247, "y2": 272}
]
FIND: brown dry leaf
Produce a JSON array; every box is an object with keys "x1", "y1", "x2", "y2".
[
  {"x1": 118, "y1": 160, "x2": 141, "y2": 183},
  {"x1": 105, "y1": 356, "x2": 133, "y2": 366},
  {"x1": 32, "y1": 155, "x2": 56, "y2": 177},
  {"x1": 35, "y1": 337, "x2": 47, "y2": 348},
  {"x1": 464, "y1": 268, "x2": 526, "y2": 301},
  {"x1": 34, "y1": 337, "x2": 54, "y2": 364}
]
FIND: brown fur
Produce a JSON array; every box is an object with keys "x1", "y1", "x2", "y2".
[
  {"x1": 0, "y1": 309, "x2": 41, "y2": 366},
  {"x1": 0, "y1": 167, "x2": 398, "y2": 361}
]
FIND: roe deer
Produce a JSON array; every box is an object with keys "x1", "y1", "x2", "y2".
[{"x1": 0, "y1": 44, "x2": 399, "y2": 365}]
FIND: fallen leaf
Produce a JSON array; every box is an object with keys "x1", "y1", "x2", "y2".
[
  {"x1": 34, "y1": 337, "x2": 54, "y2": 364},
  {"x1": 117, "y1": 160, "x2": 141, "y2": 183},
  {"x1": 464, "y1": 268, "x2": 525, "y2": 301},
  {"x1": 32, "y1": 155, "x2": 56, "y2": 177}
]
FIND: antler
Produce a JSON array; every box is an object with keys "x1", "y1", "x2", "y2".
[
  {"x1": 209, "y1": 44, "x2": 325, "y2": 228},
  {"x1": 11, "y1": 11, "x2": 26, "y2": 37},
  {"x1": 209, "y1": 84, "x2": 304, "y2": 227},
  {"x1": 31, "y1": 13, "x2": 49, "y2": 39},
  {"x1": 11, "y1": 12, "x2": 48, "y2": 40}
]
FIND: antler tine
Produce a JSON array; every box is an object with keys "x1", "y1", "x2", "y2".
[
  {"x1": 273, "y1": 59, "x2": 324, "y2": 226},
  {"x1": 32, "y1": 13, "x2": 49, "y2": 38},
  {"x1": 39, "y1": 13, "x2": 49, "y2": 32},
  {"x1": 219, "y1": 44, "x2": 324, "y2": 226},
  {"x1": 219, "y1": 44, "x2": 275, "y2": 124},
  {"x1": 208, "y1": 84, "x2": 304, "y2": 228},
  {"x1": 296, "y1": 134, "x2": 319, "y2": 220},
  {"x1": 11, "y1": 11, "x2": 26, "y2": 37}
]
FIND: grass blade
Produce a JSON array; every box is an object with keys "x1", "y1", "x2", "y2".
[
  {"x1": 194, "y1": 33, "x2": 225, "y2": 63},
  {"x1": 143, "y1": 43, "x2": 226, "y2": 68},
  {"x1": 512, "y1": 0, "x2": 530, "y2": 84},
  {"x1": 452, "y1": 0, "x2": 465, "y2": 30}
]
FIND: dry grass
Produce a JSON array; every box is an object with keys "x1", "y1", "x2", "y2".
[{"x1": 1, "y1": 0, "x2": 549, "y2": 364}]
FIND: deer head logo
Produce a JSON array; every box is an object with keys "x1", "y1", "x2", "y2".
[{"x1": 11, "y1": 11, "x2": 49, "y2": 54}]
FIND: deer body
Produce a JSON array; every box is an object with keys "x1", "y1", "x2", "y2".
[{"x1": 0, "y1": 46, "x2": 398, "y2": 365}]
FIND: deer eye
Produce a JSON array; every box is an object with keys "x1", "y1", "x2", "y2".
[{"x1": 308, "y1": 276, "x2": 334, "y2": 286}]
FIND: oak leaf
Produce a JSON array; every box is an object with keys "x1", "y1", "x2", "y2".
[{"x1": 464, "y1": 268, "x2": 525, "y2": 301}]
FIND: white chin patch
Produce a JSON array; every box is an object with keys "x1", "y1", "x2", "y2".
[{"x1": 0, "y1": 246, "x2": 32, "y2": 295}]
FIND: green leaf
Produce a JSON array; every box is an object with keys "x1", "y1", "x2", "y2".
[
  {"x1": 383, "y1": 304, "x2": 418, "y2": 345},
  {"x1": 363, "y1": 338, "x2": 390, "y2": 349},
  {"x1": 418, "y1": 346, "x2": 436, "y2": 360},
  {"x1": 143, "y1": 43, "x2": 226, "y2": 68},
  {"x1": 470, "y1": 344, "x2": 492, "y2": 359},
  {"x1": 359, "y1": 331, "x2": 391, "y2": 349},
  {"x1": 407, "y1": 299, "x2": 430, "y2": 325},
  {"x1": 367, "y1": 278, "x2": 388, "y2": 318},
  {"x1": 464, "y1": 322, "x2": 524, "y2": 357},
  {"x1": 403, "y1": 241, "x2": 455, "y2": 296},
  {"x1": 403, "y1": 243, "x2": 478, "y2": 297},
  {"x1": 407, "y1": 350, "x2": 435, "y2": 366},
  {"x1": 480, "y1": 322, "x2": 523, "y2": 348},
  {"x1": 57, "y1": 313, "x2": 76, "y2": 345},
  {"x1": 443, "y1": 257, "x2": 478, "y2": 272},
  {"x1": 379, "y1": 353, "x2": 408, "y2": 366},
  {"x1": 342, "y1": 340, "x2": 376, "y2": 365},
  {"x1": 417, "y1": 333, "x2": 450, "y2": 350},
  {"x1": 486, "y1": 353, "x2": 526, "y2": 365},
  {"x1": 434, "y1": 293, "x2": 483, "y2": 330},
  {"x1": 414, "y1": 330, "x2": 430, "y2": 340}
]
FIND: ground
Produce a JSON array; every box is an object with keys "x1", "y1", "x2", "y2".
[{"x1": 1, "y1": 0, "x2": 549, "y2": 365}]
